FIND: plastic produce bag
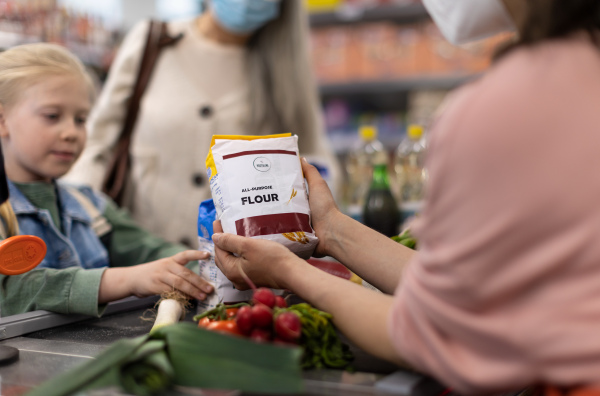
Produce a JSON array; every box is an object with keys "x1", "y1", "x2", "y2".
[{"x1": 197, "y1": 198, "x2": 254, "y2": 309}]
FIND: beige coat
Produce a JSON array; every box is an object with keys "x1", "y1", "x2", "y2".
[{"x1": 65, "y1": 19, "x2": 340, "y2": 248}]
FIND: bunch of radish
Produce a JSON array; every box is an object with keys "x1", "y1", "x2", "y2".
[
  {"x1": 238, "y1": 288, "x2": 301, "y2": 344},
  {"x1": 194, "y1": 288, "x2": 302, "y2": 345}
]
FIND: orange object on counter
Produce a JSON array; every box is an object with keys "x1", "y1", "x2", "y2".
[{"x1": 0, "y1": 235, "x2": 46, "y2": 275}]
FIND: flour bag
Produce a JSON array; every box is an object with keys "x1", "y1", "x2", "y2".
[{"x1": 206, "y1": 133, "x2": 318, "y2": 259}]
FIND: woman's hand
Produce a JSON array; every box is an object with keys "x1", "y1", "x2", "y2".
[
  {"x1": 301, "y1": 158, "x2": 344, "y2": 257},
  {"x1": 99, "y1": 250, "x2": 214, "y2": 303},
  {"x1": 212, "y1": 221, "x2": 301, "y2": 290}
]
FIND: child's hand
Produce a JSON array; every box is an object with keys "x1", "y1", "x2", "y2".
[
  {"x1": 129, "y1": 250, "x2": 214, "y2": 300},
  {"x1": 99, "y1": 250, "x2": 214, "y2": 303}
]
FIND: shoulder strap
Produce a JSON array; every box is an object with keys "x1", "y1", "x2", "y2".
[
  {"x1": 102, "y1": 20, "x2": 183, "y2": 203},
  {"x1": 65, "y1": 187, "x2": 112, "y2": 238},
  {"x1": 118, "y1": 20, "x2": 183, "y2": 145}
]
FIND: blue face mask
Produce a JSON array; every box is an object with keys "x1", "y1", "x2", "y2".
[{"x1": 211, "y1": 0, "x2": 281, "y2": 34}]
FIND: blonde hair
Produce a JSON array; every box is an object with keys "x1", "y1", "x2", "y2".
[
  {"x1": 0, "y1": 201, "x2": 18, "y2": 237},
  {"x1": 0, "y1": 43, "x2": 93, "y2": 238},
  {"x1": 247, "y1": 0, "x2": 324, "y2": 154},
  {"x1": 0, "y1": 42, "x2": 95, "y2": 109}
]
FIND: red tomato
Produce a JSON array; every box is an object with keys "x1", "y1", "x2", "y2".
[
  {"x1": 205, "y1": 319, "x2": 243, "y2": 336},
  {"x1": 197, "y1": 317, "x2": 212, "y2": 328},
  {"x1": 225, "y1": 307, "x2": 239, "y2": 318}
]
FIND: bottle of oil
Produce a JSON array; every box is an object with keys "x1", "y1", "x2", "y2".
[
  {"x1": 344, "y1": 125, "x2": 385, "y2": 221},
  {"x1": 394, "y1": 124, "x2": 427, "y2": 203},
  {"x1": 362, "y1": 160, "x2": 400, "y2": 237}
]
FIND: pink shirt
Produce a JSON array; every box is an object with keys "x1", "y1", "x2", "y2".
[{"x1": 389, "y1": 35, "x2": 600, "y2": 394}]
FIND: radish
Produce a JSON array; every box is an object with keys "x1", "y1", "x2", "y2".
[
  {"x1": 250, "y1": 328, "x2": 272, "y2": 343},
  {"x1": 274, "y1": 312, "x2": 301, "y2": 342},
  {"x1": 274, "y1": 295, "x2": 287, "y2": 308},
  {"x1": 253, "y1": 288, "x2": 276, "y2": 308},
  {"x1": 251, "y1": 304, "x2": 273, "y2": 328},
  {"x1": 236, "y1": 305, "x2": 254, "y2": 335}
]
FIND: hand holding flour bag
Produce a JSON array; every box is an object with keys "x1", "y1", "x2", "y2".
[{"x1": 206, "y1": 133, "x2": 318, "y2": 259}]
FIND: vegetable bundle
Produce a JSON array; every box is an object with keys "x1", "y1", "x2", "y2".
[
  {"x1": 25, "y1": 322, "x2": 303, "y2": 396},
  {"x1": 194, "y1": 288, "x2": 301, "y2": 344},
  {"x1": 194, "y1": 288, "x2": 354, "y2": 370},
  {"x1": 285, "y1": 303, "x2": 354, "y2": 370},
  {"x1": 392, "y1": 228, "x2": 417, "y2": 249}
]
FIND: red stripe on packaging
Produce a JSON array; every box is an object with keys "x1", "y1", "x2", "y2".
[
  {"x1": 223, "y1": 150, "x2": 297, "y2": 160},
  {"x1": 235, "y1": 213, "x2": 312, "y2": 237}
]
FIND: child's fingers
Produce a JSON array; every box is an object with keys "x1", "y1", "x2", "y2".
[
  {"x1": 171, "y1": 249, "x2": 209, "y2": 265},
  {"x1": 163, "y1": 267, "x2": 210, "y2": 300}
]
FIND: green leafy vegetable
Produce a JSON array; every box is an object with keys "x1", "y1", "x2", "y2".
[
  {"x1": 284, "y1": 303, "x2": 354, "y2": 370},
  {"x1": 26, "y1": 322, "x2": 303, "y2": 396},
  {"x1": 392, "y1": 228, "x2": 417, "y2": 250}
]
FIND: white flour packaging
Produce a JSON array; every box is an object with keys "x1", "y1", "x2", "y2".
[{"x1": 206, "y1": 133, "x2": 318, "y2": 259}]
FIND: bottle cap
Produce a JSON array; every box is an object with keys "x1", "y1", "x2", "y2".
[
  {"x1": 407, "y1": 124, "x2": 423, "y2": 140},
  {"x1": 359, "y1": 125, "x2": 377, "y2": 141},
  {"x1": 0, "y1": 235, "x2": 46, "y2": 275}
]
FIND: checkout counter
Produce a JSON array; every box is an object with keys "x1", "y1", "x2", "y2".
[{"x1": 0, "y1": 296, "x2": 447, "y2": 396}]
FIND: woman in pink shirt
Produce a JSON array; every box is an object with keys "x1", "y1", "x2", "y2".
[{"x1": 212, "y1": 0, "x2": 600, "y2": 394}]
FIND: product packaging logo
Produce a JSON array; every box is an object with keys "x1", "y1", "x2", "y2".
[{"x1": 253, "y1": 157, "x2": 271, "y2": 172}]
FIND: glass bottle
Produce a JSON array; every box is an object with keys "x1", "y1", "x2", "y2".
[
  {"x1": 394, "y1": 124, "x2": 427, "y2": 204},
  {"x1": 344, "y1": 125, "x2": 386, "y2": 221},
  {"x1": 362, "y1": 161, "x2": 400, "y2": 237}
]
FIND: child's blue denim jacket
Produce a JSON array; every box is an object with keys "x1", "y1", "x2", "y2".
[{"x1": 7, "y1": 181, "x2": 110, "y2": 270}]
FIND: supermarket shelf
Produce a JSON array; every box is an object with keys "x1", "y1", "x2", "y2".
[
  {"x1": 319, "y1": 74, "x2": 478, "y2": 96},
  {"x1": 309, "y1": 3, "x2": 429, "y2": 27},
  {"x1": 0, "y1": 31, "x2": 110, "y2": 68}
]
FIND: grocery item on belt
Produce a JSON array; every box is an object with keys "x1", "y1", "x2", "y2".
[
  {"x1": 196, "y1": 198, "x2": 254, "y2": 310},
  {"x1": 206, "y1": 133, "x2": 318, "y2": 259}
]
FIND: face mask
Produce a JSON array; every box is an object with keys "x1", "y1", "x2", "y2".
[
  {"x1": 422, "y1": 0, "x2": 516, "y2": 45},
  {"x1": 211, "y1": 0, "x2": 281, "y2": 34}
]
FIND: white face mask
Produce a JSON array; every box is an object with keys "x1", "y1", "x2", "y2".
[{"x1": 422, "y1": 0, "x2": 516, "y2": 45}]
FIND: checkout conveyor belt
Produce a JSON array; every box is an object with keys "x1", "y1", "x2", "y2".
[{"x1": 0, "y1": 297, "x2": 446, "y2": 396}]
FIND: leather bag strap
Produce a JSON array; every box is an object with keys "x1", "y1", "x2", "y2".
[{"x1": 102, "y1": 20, "x2": 183, "y2": 203}]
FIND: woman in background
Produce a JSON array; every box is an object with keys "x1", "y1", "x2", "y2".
[{"x1": 65, "y1": 0, "x2": 340, "y2": 248}]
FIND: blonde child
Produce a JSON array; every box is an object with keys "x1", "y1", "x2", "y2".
[{"x1": 0, "y1": 43, "x2": 213, "y2": 317}]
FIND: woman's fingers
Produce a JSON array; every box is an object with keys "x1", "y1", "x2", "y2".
[
  {"x1": 213, "y1": 220, "x2": 223, "y2": 233},
  {"x1": 301, "y1": 157, "x2": 326, "y2": 188},
  {"x1": 212, "y1": 238, "x2": 251, "y2": 290},
  {"x1": 211, "y1": 232, "x2": 248, "y2": 256}
]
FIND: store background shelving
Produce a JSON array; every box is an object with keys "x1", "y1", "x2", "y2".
[
  {"x1": 309, "y1": 2, "x2": 429, "y2": 26},
  {"x1": 0, "y1": 0, "x2": 508, "y2": 155},
  {"x1": 306, "y1": 0, "x2": 509, "y2": 154},
  {"x1": 0, "y1": 0, "x2": 121, "y2": 77}
]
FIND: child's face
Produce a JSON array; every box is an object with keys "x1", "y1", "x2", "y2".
[{"x1": 0, "y1": 74, "x2": 90, "y2": 183}]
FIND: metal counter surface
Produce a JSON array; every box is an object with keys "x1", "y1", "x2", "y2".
[{"x1": 0, "y1": 305, "x2": 445, "y2": 396}]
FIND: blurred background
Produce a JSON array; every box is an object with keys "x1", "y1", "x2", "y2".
[{"x1": 0, "y1": 0, "x2": 511, "y2": 226}]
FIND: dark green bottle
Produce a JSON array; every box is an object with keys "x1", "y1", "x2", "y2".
[{"x1": 362, "y1": 162, "x2": 400, "y2": 237}]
